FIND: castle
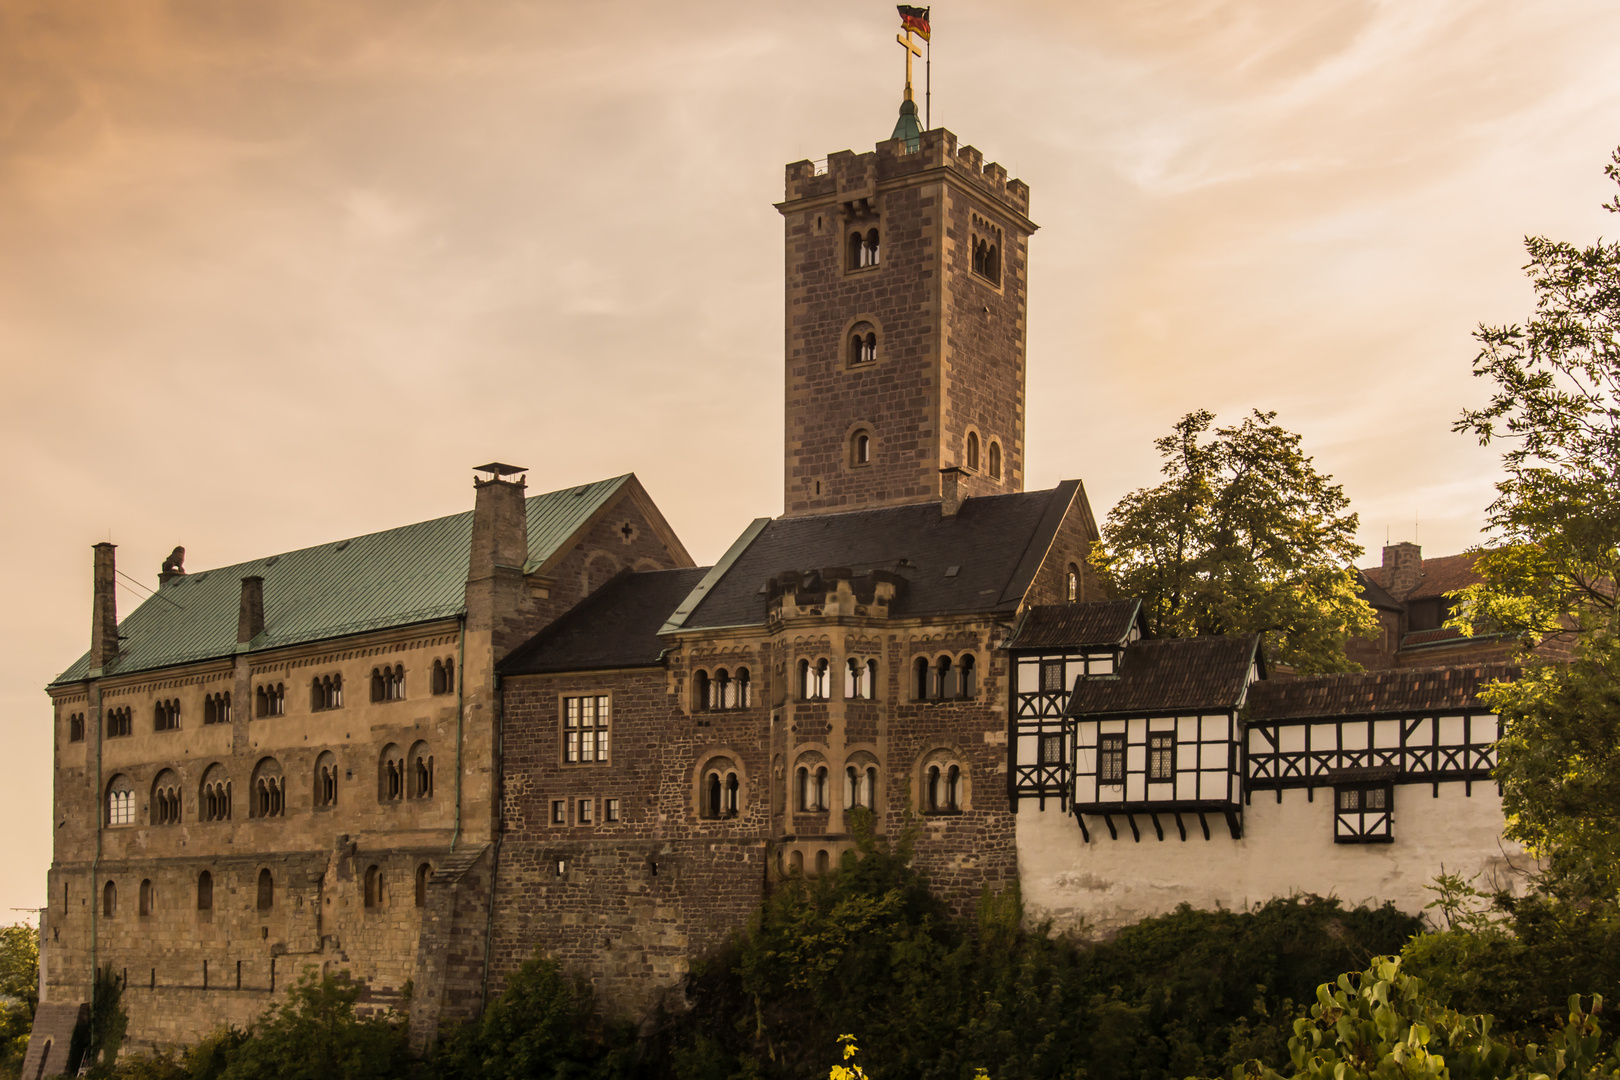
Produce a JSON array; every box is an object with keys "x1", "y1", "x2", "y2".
[{"x1": 26, "y1": 79, "x2": 1524, "y2": 1072}]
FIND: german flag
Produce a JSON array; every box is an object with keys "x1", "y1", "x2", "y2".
[{"x1": 898, "y1": 5, "x2": 930, "y2": 41}]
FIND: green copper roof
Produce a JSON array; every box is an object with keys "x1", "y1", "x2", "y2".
[
  {"x1": 51, "y1": 475, "x2": 633, "y2": 686},
  {"x1": 890, "y1": 97, "x2": 921, "y2": 150}
]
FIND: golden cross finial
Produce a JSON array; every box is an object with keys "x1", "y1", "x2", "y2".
[{"x1": 896, "y1": 29, "x2": 922, "y2": 98}]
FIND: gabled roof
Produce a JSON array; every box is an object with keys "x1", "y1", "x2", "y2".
[
  {"x1": 1356, "y1": 571, "x2": 1404, "y2": 613},
  {"x1": 53, "y1": 475, "x2": 635, "y2": 686},
  {"x1": 1244, "y1": 663, "x2": 1516, "y2": 720},
  {"x1": 1064, "y1": 636, "x2": 1262, "y2": 717},
  {"x1": 500, "y1": 567, "x2": 711, "y2": 676},
  {"x1": 672, "y1": 483, "x2": 1085, "y2": 631},
  {"x1": 1003, "y1": 601, "x2": 1141, "y2": 650},
  {"x1": 1362, "y1": 552, "x2": 1483, "y2": 602}
]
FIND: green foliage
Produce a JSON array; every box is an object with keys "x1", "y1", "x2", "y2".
[
  {"x1": 1091, "y1": 408, "x2": 1377, "y2": 673},
  {"x1": 427, "y1": 954, "x2": 635, "y2": 1080},
  {"x1": 0, "y1": 922, "x2": 38, "y2": 1080},
  {"x1": 211, "y1": 969, "x2": 410, "y2": 1080},
  {"x1": 656, "y1": 845, "x2": 1418, "y2": 1080},
  {"x1": 79, "y1": 964, "x2": 129, "y2": 1079}
]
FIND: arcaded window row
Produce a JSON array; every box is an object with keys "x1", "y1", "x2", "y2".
[{"x1": 103, "y1": 742, "x2": 436, "y2": 826}]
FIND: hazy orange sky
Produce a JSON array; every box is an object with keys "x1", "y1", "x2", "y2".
[{"x1": 3, "y1": 0, "x2": 1619, "y2": 912}]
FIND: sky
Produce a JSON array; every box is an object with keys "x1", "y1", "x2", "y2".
[{"x1": 2, "y1": 0, "x2": 1619, "y2": 913}]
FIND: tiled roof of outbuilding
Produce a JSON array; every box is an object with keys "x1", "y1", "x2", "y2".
[
  {"x1": 1363, "y1": 553, "x2": 1483, "y2": 601},
  {"x1": 1004, "y1": 601, "x2": 1141, "y2": 650},
  {"x1": 1356, "y1": 571, "x2": 1404, "y2": 612},
  {"x1": 674, "y1": 483, "x2": 1086, "y2": 630},
  {"x1": 52, "y1": 475, "x2": 636, "y2": 686},
  {"x1": 1064, "y1": 635, "x2": 1262, "y2": 717},
  {"x1": 500, "y1": 567, "x2": 711, "y2": 676},
  {"x1": 1244, "y1": 663, "x2": 1516, "y2": 720}
]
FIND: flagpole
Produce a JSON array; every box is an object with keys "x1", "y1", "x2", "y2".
[{"x1": 925, "y1": 34, "x2": 931, "y2": 129}]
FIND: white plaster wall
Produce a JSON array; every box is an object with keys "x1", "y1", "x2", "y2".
[{"x1": 1016, "y1": 783, "x2": 1524, "y2": 935}]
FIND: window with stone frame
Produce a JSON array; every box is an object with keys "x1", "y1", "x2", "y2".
[
  {"x1": 795, "y1": 756, "x2": 830, "y2": 812},
  {"x1": 847, "y1": 321, "x2": 878, "y2": 366},
  {"x1": 151, "y1": 769, "x2": 182, "y2": 826},
  {"x1": 251, "y1": 757, "x2": 286, "y2": 818},
  {"x1": 68, "y1": 712, "x2": 85, "y2": 743},
  {"x1": 847, "y1": 224, "x2": 880, "y2": 270},
  {"x1": 314, "y1": 751, "x2": 338, "y2": 808},
  {"x1": 845, "y1": 658, "x2": 879, "y2": 700},
  {"x1": 701, "y1": 756, "x2": 741, "y2": 819},
  {"x1": 255, "y1": 683, "x2": 285, "y2": 718},
  {"x1": 310, "y1": 673, "x2": 343, "y2": 712},
  {"x1": 551, "y1": 799, "x2": 566, "y2": 825},
  {"x1": 697, "y1": 668, "x2": 752, "y2": 711},
  {"x1": 105, "y1": 774, "x2": 136, "y2": 827},
  {"x1": 203, "y1": 692, "x2": 231, "y2": 725},
  {"x1": 431, "y1": 657, "x2": 456, "y2": 695},
  {"x1": 563, "y1": 694, "x2": 611, "y2": 763},
  {"x1": 966, "y1": 431, "x2": 980, "y2": 471},
  {"x1": 605, "y1": 797, "x2": 621, "y2": 823},
  {"x1": 105, "y1": 706, "x2": 132, "y2": 738},
  {"x1": 844, "y1": 754, "x2": 879, "y2": 811},
  {"x1": 200, "y1": 763, "x2": 232, "y2": 821},
  {"x1": 153, "y1": 698, "x2": 180, "y2": 731},
  {"x1": 371, "y1": 665, "x2": 406, "y2": 703},
  {"x1": 799, "y1": 658, "x2": 831, "y2": 702},
  {"x1": 922, "y1": 753, "x2": 964, "y2": 814},
  {"x1": 379, "y1": 743, "x2": 406, "y2": 801},
  {"x1": 989, "y1": 441, "x2": 1002, "y2": 480},
  {"x1": 415, "y1": 862, "x2": 432, "y2": 907},
  {"x1": 408, "y1": 741, "x2": 434, "y2": 799},
  {"x1": 851, "y1": 429, "x2": 873, "y2": 467},
  {"x1": 971, "y1": 214, "x2": 1003, "y2": 286}
]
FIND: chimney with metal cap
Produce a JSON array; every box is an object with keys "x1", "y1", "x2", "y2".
[
  {"x1": 237, "y1": 576, "x2": 264, "y2": 644},
  {"x1": 90, "y1": 542, "x2": 119, "y2": 673},
  {"x1": 466, "y1": 462, "x2": 532, "y2": 658}
]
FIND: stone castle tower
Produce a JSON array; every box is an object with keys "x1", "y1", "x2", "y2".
[{"x1": 777, "y1": 106, "x2": 1036, "y2": 517}]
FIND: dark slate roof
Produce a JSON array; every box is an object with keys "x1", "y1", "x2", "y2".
[
  {"x1": 1004, "y1": 601, "x2": 1141, "y2": 650},
  {"x1": 500, "y1": 567, "x2": 711, "y2": 676},
  {"x1": 1064, "y1": 636, "x2": 1262, "y2": 717},
  {"x1": 1356, "y1": 571, "x2": 1404, "y2": 613},
  {"x1": 53, "y1": 475, "x2": 635, "y2": 686},
  {"x1": 1244, "y1": 663, "x2": 1517, "y2": 720},
  {"x1": 674, "y1": 483, "x2": 1083, "y2": 630}
]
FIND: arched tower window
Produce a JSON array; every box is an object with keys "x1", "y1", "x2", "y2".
[
  {"x1": 197, "y1": 870, "x2": 213, "y2": 911},
  {"x1": 103, "y1": 880, "x2": 117, "y2": 918},
  {"x1": 966, "y1": 432, "x2": 980, "y2": 471},
  {"x1": 314, "y1": 751, "x2": 338, "y2": 808},
  {"x1": 989, "y1": 441, "x2": 1002, "y2": 479},
  {"x1": 415, "y1": 862, "x2": 432, "y2": 907},
  {"x1": 848, "y1": 321, "x2": 878, "y2": 366},
  {"x1": 852, "y1": 430, "x2": 871, "y2": 467},
  {"x1": 379, "y1": 744, "x2": 405, "y2": 802},
  {"x1": 959, "y1": 654, "x2": 977, "y2": 699},
  {"x1": 408, "y1": 741, "x2": 434, "y2": 799},
  {"x1": 256, "y1": 868, "x2": 274, "y2": 911},
  {"x1": 105, "y1": 775, "x2": 135, "y2": 827}
]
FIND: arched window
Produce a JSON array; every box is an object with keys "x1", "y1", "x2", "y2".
[
  {"x1": 310, "y1": 674, "x2": 342, "y2": 712},
  {"x1": 254, "y1": 682, "x2": 284, "y2": 717},
  {"x1": 432, "y1": 658, "x2": 455, "y2": 696},
  {"x1": 68, "y1": 713, "x2": 85, "y2": 742},
  {"x1": 735, "y1": 667, "x2": 752, "y2": 709},
  {"x1": 986, "y1": 244, "x2": 1000, "y2": 282},
  {"x1": 789, "y1": 850, "x2": 804, "y2": 876},
  {"x1": 314, "y1": 751, "x2": 338, "y2": 808},
  {"x1": 705, "y1": 772, "x2": 722, "y2": 819},
  {"x1": 700, "y1": 757, "x2": 741, "y2": 819},
  {"x1": 852, "y1": 430, "x2": 871, "y2": 466},
  {"x1": 966, "y1": 432, "x2": 980, "y2": 471},
  {"x1": 989, "y1": 441, "x2": 1001, "y2": 480},
  {"x1": 103, "y1": 880, "x2": 117, "y2": 918},
  {"x1": 924, "y1": 753, "x2": 966, "y2": 813},
  {"x1": 379, "y1": 744, "x2": 405, "y2": 802},
  {"x1": 204, "y1": 692, "x2": 231, "y2": 725},
  {"x1": 815, "y1": 849, "x2": 831, "y2": 875},
  {"x1": 713, "y1": 669, "x2": 732, "y2": 710},
  {"x1": 153, "y1": 699, "x2": 180, "y2": 731},
  {"x1": 1066, "y1": 563, "x2": 1080, "y2": 603},
  {"x1": 865, "y1": 228, "x2": 880, "y2": 266},
  {"x1": 105, "y1": 775, "x2": 135, "y2": 827},
  {"x1": 138, "y1": 879, "x2": 153, "y2": 917},
  {"x1": 813, "y1": 659, "x2": 830, "y2": 700},
  {"x1": 200, "y1": 764, "x2": 232, "y2": 822},
  {"x1": 197, "y1": 870, "x2": 213, "y2": 912},
  {"x1": 796, "y1": 766, "x2": 810, "y2": 811},
  {"x1": 933, "y1": 655, "x2": 956, "y2": 699},
  {"x1": 848, "y1": 231, "x2": 864, "y2": 270},
  {"x1": 250, "y1": 758, "x2": 285, "y2": 818},
  {"x1": 151, "y1": 770, "x2": 181, "y2": 826},
  {"x1": 959, "y1": 654, "x2": 977, "y2": 699},
  {"x1": 364, "y1": 865, "x2": 383, "y2": 909},
  {"x1": 848, "y1": 321, "x2": 878, "y2": 366},
  {"x1": 409, "y1": 742, "x2": 434, "y2": 799},
  {"x1": 913, "y1": 656, "x2": 929, "y2": 701},
  {"x1": 796, "y1": 758, "x2": 829, "y2": 812},
  {"x1": 726, "y1": 773, "x2": 740, "y2": 816},
  {"x1": 815, "y1": 766, "x2": 829, "y2": 811},
  {"x1": 256, "y1": 868, "x2": 273, "y2": 911},
  {"x1": 693, "y1": 669, "x2": 710, "y2": 712},
  {"x1": 844, "y1": 764, "x2": 876, "y2": 811},
  {"x1": 415, "y1": 862, "x2": 432, "y2": 907},
  {"x1": 371, "y1": 665, "x2": 405, "y2": 702}
]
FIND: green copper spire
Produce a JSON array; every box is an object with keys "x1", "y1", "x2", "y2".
[{"x1": 890, "y1": 95, "x2": 921, "y2": 151}]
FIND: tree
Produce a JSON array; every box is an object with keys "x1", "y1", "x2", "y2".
[
  {"x1": 0, "y1": 922, "x2": 38, "y2": 1079},
  {"x1": 1091, "y1": 409, "x2": 1377, "y2": 673},
  {"x1": 1453, "y1": 146, "x2": 1620, "y2": 886},
  {"x1": 215, "y1": 969, "x2": 410, "y2": 1080}
]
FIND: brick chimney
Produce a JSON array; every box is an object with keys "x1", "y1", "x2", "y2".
[
  {"x1": 940, "y1": 467, "x2": 965, "y2": 517},
  {"x1": 1383, "y1": 542, "x2": 1423, "y2": 600},
  {"x1": 89, "y1": 542, "x2": 119, "y2": 674},
  {"x1": 465, "y1": 463, "x2": 531, "y2": 658},
  {"x1": 237, "y1": 576, "x2": 264, "y2": 644}
]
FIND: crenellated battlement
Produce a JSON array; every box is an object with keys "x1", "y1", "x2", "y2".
[{"x1": 783, "y1": 127, "x2": 1030, "y2": 219}]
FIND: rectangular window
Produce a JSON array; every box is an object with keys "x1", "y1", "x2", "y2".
[
  {"x1": 1334, "y1": 782, "x2": 1394, "y2": 843},
  {"x1": 551, "y1": 799, "x2": 566, "y2": 826},
  {"x1": 1148, "y1": 733, "x2": 1175, "y2": 781},
  {"x1": 563, "y1": 695, "x2": 611, "y2": 764},
  {"x1": 1098, "y1": 734, "x2": 1125, "y2": 783},
  {"x1": 1041, "y1": 660, "x2": 1065, "y2": 692},
  {"x1": 1040, "y1": 733, "x2": 1064, "y2": 765},
  {"x1": 605, "y1": 798, "x2": 621, "y2": 823},
  {"x1": 577, "y1": 798, "x2": 594, "y2": 825}
]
